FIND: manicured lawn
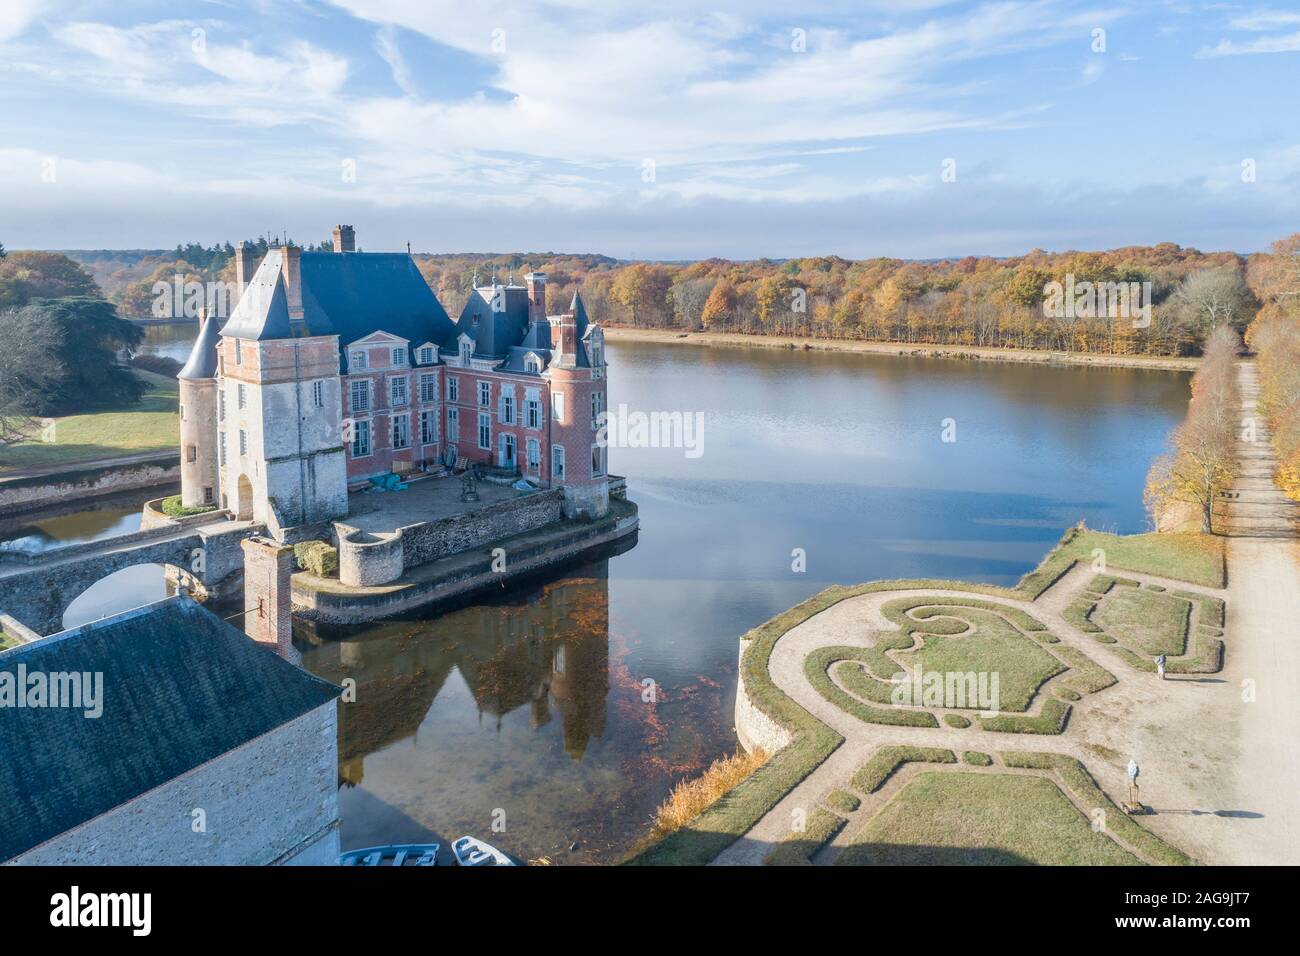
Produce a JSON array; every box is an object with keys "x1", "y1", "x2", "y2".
[
  {"x1": 763, "y1": 809, "x2": 846, "y2": 866},
  {"x1": 837, "y1": 772, "x2": 1142, "y2": 866},
  {"x1": 896, "y1": 606, "x2": 1064, "y2": 713},
  {"x1": 1018, "y1": 527, "x2": 1225, "y2": 594},
  {"x1": 1096, "y1": 588, "x2": 1190, "y2": 656},
  {"x1": 0, "y1": 370, "x2": 178, "y2": 472}
]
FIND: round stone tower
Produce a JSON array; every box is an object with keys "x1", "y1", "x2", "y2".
[
  {"x1": 177, "y1": 310, "x2": 221, "y2": 509},
  {"x1": 547, "y1": 292, "x2": 609, "y2": 519}
]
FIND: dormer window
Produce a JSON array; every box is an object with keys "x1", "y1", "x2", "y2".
[
  {"x1": 417, "y1": 346, "x2": 435, "y2": 365},
  {"x1": 524, "y1": 353, "x2": 542, "y2": 374},
  {"x1": 460, "y1": 342, "x2": 474, "y2": 366}
]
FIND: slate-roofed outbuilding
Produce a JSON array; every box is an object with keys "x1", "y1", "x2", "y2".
[{"x1": 0, "y1": 596, "x2": 340, "y2": 862}]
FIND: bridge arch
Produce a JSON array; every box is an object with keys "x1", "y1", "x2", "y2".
[{"x1": 61, "y1": 561, "x2": 191, "y2": 630}]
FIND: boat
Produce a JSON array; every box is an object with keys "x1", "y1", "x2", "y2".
[
  {"x1": 339, "y1": 843, "x2": 440, "y2": 866},
  {"x1": 451, "y1": 836, "x2": 516, "y2": 866}
]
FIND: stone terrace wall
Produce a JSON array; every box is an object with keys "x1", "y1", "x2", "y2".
[
  {"x1": 0, "y1": 454, "x2": 180, "y2": 517},
  {"x1": 398, "y1": 489, "x2": 565, "y2": 569}
]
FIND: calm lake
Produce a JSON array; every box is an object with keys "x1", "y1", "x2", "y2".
[{"x1": 2, "y1": 338, "x2": 1192, "y2": 862}]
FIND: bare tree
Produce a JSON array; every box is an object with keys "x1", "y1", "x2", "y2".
[{"x1": 1169, "y1": 268, "x2": 1254, "y2": 333}]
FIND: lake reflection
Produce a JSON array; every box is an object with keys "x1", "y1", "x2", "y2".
[
  {"x1": 291, "y1": 340, "x2": 1191, "y2": 864},
  {"x1": 7, "y1": 337, "x2": 1191, "y2": 862}
]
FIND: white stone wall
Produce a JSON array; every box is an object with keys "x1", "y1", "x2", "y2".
[
  {"x1": 8, "y1": 703, "x2": 340, "y2": 866},
  {"x1": 733, "y1": 638, "x2": 792, "y2": 756}
]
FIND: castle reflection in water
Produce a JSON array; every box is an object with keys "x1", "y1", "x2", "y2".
[{"x1": 291, "y1": 542, "x2": 634, "y2": 860}]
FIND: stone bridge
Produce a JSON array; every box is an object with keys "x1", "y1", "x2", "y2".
[{"x1": 0, "y1": 518, "x2": 261, "y2": 636}]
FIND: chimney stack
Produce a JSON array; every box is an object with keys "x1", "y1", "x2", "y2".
[
  {"x1": 332, "y1": 224, "x2": 355, "y2": 253},
  {"x1": 241, "y1": 536, "x2": 299, "y2": 662},
  {"x1": 550, "y1": 311, "x2": 578, "y2": 366},
  {"x1": 281, "y1": 244, "x2": 304, "y2": 326},
  {"x1": 234, "y1": 242, "x2": 259, "y2": 296},
  {"x1": 525, "y1": 271, "x2": 547, "y2": 324}
]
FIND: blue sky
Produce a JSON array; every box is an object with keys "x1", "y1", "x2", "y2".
[{"x1": 1, "y1": 0, "x2": 1298, "y2": 258}]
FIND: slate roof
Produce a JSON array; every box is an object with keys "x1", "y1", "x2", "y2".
[
  {"x1": 178, "y1": 313, "x2": 221, "y2": 380},
  {"x1": 443, "y1": 284, "x2": 532, "y2": 360},
  {"x1": 220, "y1": 249, "x2": 456, "y2": 370},
  {"x1": 0, "y1": 596, "x2": 340, "y2": 862}
]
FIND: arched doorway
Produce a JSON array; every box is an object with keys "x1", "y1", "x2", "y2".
[{"x1": 236, "y1": 474, "x2": 254, "y2": 520}]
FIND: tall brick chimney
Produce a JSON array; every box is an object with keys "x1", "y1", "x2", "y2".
[
  {"x1": 241, "y1": 536, "x2": 299, "y2": 662},
  {"x1": 550, "y1": 310, "x2": 578, "y2": 366},
  {"x1": 281, "y1": 243, "x2": 304, "y2": 326},
  {"x1": 525, "y1": 271, "x2": 547, "y2": 324},
  {"x1": 332, "y1": 224, "x2": 355, "y2": 253},
  {"x1": 235, "y1": 242, "x2": 259, "y2": 296}
]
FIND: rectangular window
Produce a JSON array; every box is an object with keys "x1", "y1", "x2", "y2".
[
  {"x1": 186, "y1": 444, "x2": 197, "y2": 463},
  {"x1": 591, "y1": 390, "x2": 604, "y2": 425},
  {"x1": 420, "y1": 410, "x2": 438, "y2": 445},
  {"x1": 419, "y1": 374, "x2": 437, "y2": 403},
  {"x1": 552, "y1": 392, "x2": 565, "y2": 423},
  {"x1": 219, "y1": 391, "x2": 225, "y2": 422},
  {"x1": 526, "y1": 399, "x2": 541, "y2": 429},
  {"x1": 447, "y1": 376, "x2": 459, "y2": 402},
  {"x1": 180, "y1": 403, "x2": 185, "y2": 422},
  {"x1": 418, "y1": 346, "x2": 434, "y2": 365},
  {"x1": 552, "y1": 444, "x2": 565, "y2": 480},
  {"x1": 350, "y1": 379, "x2": 370, "y2": 412},
  {"x1": 351, "y1": 350, "x2": 368, "y2": 370},
  {"x1": 203, "y1": 486, "x2": 214, "y2": 504},
  {"x1": 390, "y1": 376, "x2": 408, "y2": 406},
  {"x1": 591, "y1": 444, "x2": 605, "y2": 478},
  {"x1": 478, "y1": 412, "x2": 491, "y2": 450},
  {"x1": 392, "y1": 415, "x2": 410, "y2": 450},
  {"x1": 238, "y1": 384, "x2": 247, "y2": 409},
  {"x1": 500, "y1": 394, "x2": 515, "y2": 424},
  {"x1": 392, "y1": 347, "x2": 406, "y2": 367},
  {"x1": 234, "y1": 341, "x2": 242, "y2": 366},
  {"x1": 527, "y1": 438, "x2": 540, "y2": 472},
  {"x1": 447, "y1": 407, "x2": 460, "y2": 442},
  {"x1": 219, "y1": 432, "x2": 226, "y2": 466},
  {"x1": 478, "y1": 380, "x2": 491, "y2": 406},
  {"x1": 239, "y1": 429, "x2": 248, "y2": 456},
  {"x1": 500, "y1": 433, "x2": 516, "y2": 467},
  {"x1": 352, "y1": 419, "x2": 371, "y2": 457},
  {"x1": 312, "y1": 380, "x2": 325, "y2": 407}
]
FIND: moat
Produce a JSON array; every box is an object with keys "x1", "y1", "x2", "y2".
[{"x1": 0, "y1": 339, "x2": 1193, "y2": 862}]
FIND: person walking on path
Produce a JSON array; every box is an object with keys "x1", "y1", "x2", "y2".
[{"x1": 1155, "y1": 654, "x2": 1167, "y2": 680}]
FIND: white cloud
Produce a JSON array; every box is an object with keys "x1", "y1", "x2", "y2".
[
  {"x1": 0, "y1": 0, "x2": 47, "y2": 43},
  {"x1": 1197, "y1": 31, "x2": 1300, "y2": 56},
  {"x1": 373, "y1": 26, "x2": 415, "y2": 96}
]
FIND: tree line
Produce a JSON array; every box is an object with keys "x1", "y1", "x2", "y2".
[{"x1": 413, "y1": 245, "x2": 1255, "y2": 358}]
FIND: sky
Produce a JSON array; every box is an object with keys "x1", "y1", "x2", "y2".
[{"x1": 0, "y1": 0, "x2": 1298, "y2": 259}]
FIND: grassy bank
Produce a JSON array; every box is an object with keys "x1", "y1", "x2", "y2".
[{"x1": 0, "y1": 369, "x2": 179, "y2": 473}]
